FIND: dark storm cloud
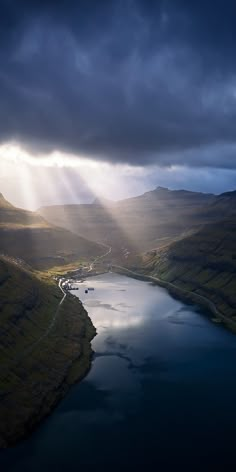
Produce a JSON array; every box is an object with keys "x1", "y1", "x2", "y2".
[{"x1": 1, "y1": 0, "x2": 236, "y2": 168}]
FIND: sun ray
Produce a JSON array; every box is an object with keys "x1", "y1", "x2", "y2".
[{"x1": 0, "y1": 142, "x2": 143, "y2": 259}]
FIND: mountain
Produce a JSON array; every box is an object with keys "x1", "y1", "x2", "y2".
[
  {"x1": 1, "y1": 186, "x2": 236, "y2": 447},
  {"x1": 136, "y1": 218, "x2": 236, "y2": 326},
  {"x1": 0, "y1": 192, "x2": 14, "y2": 209},
  {"x1": 0, "y1": 194, "x2": 105, "y2": 446},
  {"x1": 38, "y1": 187, "x2": 216, "y2": 253},
  {"x1": 0, "y1": 255, "x2": 95, "y2": 447},
  {"x1": 203, "y1": 190, "x2": 236, "y2": 219},
  {"x1": 0, "y1": 194, "x2": 103, "y2": 269}
]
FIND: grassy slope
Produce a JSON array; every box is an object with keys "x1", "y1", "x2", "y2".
[
  {"x1": 1, "y1": 188, "x2": 236, "y2": 447},
  {"x1": 138, "y1": 219, "x2": 236, "y2": 324},
  {"x1": 38, "y1": 187, "x2": 215, "y2": 252},
  {"x1": 0, "y1": 193, "x2": 103, "y2": 269},
  {"x1": 0, "y1": 194, "x2": 103, "y2": 447},
  {"x1": 0, "y1": 256, "x2": 95, "y2": 447}
]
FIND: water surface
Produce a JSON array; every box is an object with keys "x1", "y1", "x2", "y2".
[{"x1": 2, "y1": 272, "x2": 236, "y2": 468}]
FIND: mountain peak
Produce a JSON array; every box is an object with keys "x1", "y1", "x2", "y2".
[
  {"x1": 155, "y1": 186, "x2": 169, "y2": 192},
  {"x1": 0, "y1": 193, "x2": 13, "y2": 209}
]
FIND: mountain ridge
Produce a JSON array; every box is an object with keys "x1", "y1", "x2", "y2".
[
  {"x1": 0, "y1": 193, "x2": 103, "y2": 269},
  {"x1": 128, "y1": 217, "x2": 236, "y2": 327},
  {"x1": 38, "y1": 187, "x2": 220, "y2": 253}
]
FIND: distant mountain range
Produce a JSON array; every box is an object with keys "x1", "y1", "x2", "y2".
[
  {"x1": 38, "y1": 186, "x2": 235, "y2": 254},
  {"x1": 2, "y1": 187, "x2": 235, "y2": 269}
]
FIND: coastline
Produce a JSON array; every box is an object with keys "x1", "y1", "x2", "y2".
[
  {"x1": 19, "y1": 312, "x2": 96, "y2": 449},
  {"x1": 112, "y1": 265, "x2": 236, "y2": 332},
  {"x1": 2, "y1": 261, "x2": 235, "y2": 448},
  {"x1": 0, "y1": 294, "x2": 96, "y2": 449}
]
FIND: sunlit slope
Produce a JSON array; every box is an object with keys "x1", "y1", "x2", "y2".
[
  {"x1": 38, "y1": 187, "x2": 216, "y2": 251},
  {"x1": 0, "y1": 256, "x2": 95, "y2": 447},
  {"x1": 0, "y1": 193, "x2": 103, "y2": 269},
  {"x1": 141, "y1": 219, "x2": 236, "y2": 321}
]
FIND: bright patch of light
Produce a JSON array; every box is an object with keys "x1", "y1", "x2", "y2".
[
  {"x1": 0, "y1": 143, "x2": 149, "y2": 220},
  {"x1": 0, "y1": 142, "x2": 101, "y2": 169}
]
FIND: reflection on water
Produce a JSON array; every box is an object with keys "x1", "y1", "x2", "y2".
[
  {"x1": 2, "y1": 273, "x2": 236, "y2": 469},
  {"x1": 78, "y1": 274, "x2": 150, "y2": 331}
]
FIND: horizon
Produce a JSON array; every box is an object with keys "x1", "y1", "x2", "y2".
[
  {"x1": 1, "y1": 1, "x2": 236, "y2": 467},
  {"x1": 1, "y1": 143, "x2": 236, "y2": 210},
  {"x1": 1, "y1": 183, "x2": 236, "y2": 212},
  {"x1": 1, "y1": 1, "x2": 236, "y2": 208}
]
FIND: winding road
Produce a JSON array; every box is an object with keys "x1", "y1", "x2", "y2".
[{"x1": 88, "y1": 245, "x2": 112, "y2": 271}]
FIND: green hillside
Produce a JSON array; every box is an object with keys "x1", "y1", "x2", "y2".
[
  {"x1": 0, "y1": 194, "x2": 103, "y2": 269},
  {"x1": 0, "y1": 256, "x2": 95, "y2": 447},
  {"x1": 139, "y1": 219, "x2": 236, "y2": 325}
]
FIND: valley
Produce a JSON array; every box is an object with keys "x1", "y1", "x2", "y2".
[
  {"x1": 0, "y1": 193, "x2": 103, "y2": 270},
  {"x1": 39, "y1": 187, "x2": 236, "y2": 329},
  {"x1": 0, "y1": 186, "x2": 236, "y2": 448}
]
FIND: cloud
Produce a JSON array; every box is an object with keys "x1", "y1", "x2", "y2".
[{"x1": 1, "y1": 0, "x2": 236, "y2": 168}]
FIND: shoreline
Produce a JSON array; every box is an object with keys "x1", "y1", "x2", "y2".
[
  {"x1": 18, "y1": 318, "x2": 96, "y2": 449},
  {"x1": 0, "y1": 294, "x2": 97, "y2": 449},
  {"x1": 112, "y1": 265, "x2": 236, "y2": 332},
  {"x1": 3, "y1": 264, "x2": 234, "y2": 448}
]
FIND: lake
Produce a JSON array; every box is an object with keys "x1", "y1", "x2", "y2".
[{"x1": 2, "y1": 272, "x2": 236, "y2": 469}]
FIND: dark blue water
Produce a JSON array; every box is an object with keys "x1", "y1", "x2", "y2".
[{"x1": 2, "y1": 273, "x2": 236, "y2": 469}]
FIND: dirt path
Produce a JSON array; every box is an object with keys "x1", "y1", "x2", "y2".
[{"x1": 88, "y1": 246, "x2": 112, "y2": 271}]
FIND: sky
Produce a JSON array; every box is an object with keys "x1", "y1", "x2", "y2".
[{"x1": 1, "y1": 0, "x2": 236, "y2": 209}]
